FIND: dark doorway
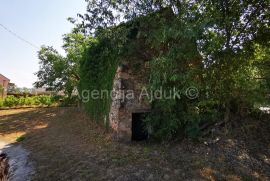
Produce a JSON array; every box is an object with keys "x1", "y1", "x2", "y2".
[{"x1": 132, "y1": 113, "x2": 148, "y2": 141}]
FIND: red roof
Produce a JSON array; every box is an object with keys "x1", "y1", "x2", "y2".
[{"x1": 0, "y1": 74, "x2": 10, "y2": 81}]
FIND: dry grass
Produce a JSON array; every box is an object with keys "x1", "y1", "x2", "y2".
[{"x1": 0, "y1": 108, "x2": 269, "y2": 180}]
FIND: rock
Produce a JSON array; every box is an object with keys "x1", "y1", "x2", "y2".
[
  {"x1": 117, "y1": 72, "x2": 129, "y2": 79},
  {"x1": 152, "y1": 150, "x2": 159, "y2": 156},
  {"x1": 174, "y1": 169, "x2": 182, "y2": 175},
  {"x1": 0, "y1": 153, "x2": 9, "y2": 181},
  {"x1": 164, "y1": 167, "x2": 170, "y2": 171},
  {"x1": 106, "y1": 169, "x2": 113, "y2": 176},
  {"x1": 147, "y1": 174, "x2": 154, "y2": 180},
  {"x1": 163, "y1": 174, "x2": 170, "y2": 180}
]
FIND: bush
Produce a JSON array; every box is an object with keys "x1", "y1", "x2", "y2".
[
  {"x1": 59, "y1": 96, "x2": 78, "y2": 107},
  {"x1": 0, "y1": 95, "x2": 60, "y2": 108},
  {"x1": 0, "y1": 98, "x2": 3, "y2": 108},
  {"x1": 16, "y1": 136, "x2": 26, "y2": 142},
  {"x1": 37, "y1": 95, "x2": 53, "y2": 106},
  {"x1": 18, "y1": 97, "x2": 25, "y2": 106},
  {"x1": 24, "y1": 97, "x2": 35, "y2": 105},
  {"x1": 51, "y1": 95, "x2": 63, "y2": 102},
  {"x1": 4, "y1": 96, "x2": 19, "y2": 107}
]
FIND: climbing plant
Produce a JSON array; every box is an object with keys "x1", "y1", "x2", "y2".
[
  {"x1": 76, "y1": 0, "x2": 270, "y2": 140},
  {"x1": 79, "y1": 27, "x2": 128, "y2": 126}
]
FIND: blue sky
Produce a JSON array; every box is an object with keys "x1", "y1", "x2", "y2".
[{"x1": 0, "y1": 0, "x2": 86, "y2": 88}]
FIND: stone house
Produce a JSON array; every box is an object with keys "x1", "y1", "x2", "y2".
[
  {"x1": 0, "y1": 74, "x2": 10, "y2": 98},
  {"x1": 108, "y1": 10, "x2": 175, "y2": 141},
  {"x1": 109, "y1": 59, "x2": 151, "y2": 142}
]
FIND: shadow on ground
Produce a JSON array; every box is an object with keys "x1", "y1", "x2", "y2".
[{"x1": 0, "y1": 107, "x2": 269, "y2": 180}]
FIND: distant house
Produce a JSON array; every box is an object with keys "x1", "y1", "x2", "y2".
[{"x1": 0, "y1": 74, "x2": 10, "y2": 98}]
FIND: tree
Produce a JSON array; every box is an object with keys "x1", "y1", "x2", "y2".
[
  {"x1": 194, "y1": 0, "x2": 270, "y2": 121},
  {"x1": 68, "y1": 0, "x2": 167, "y2": 34},
  {"x1": 35, "y1": 46, "x2": 67, "y2": 91},
  {"x1": 74, "y1": 0, "x2": 270, "y2": 139},
  {"x1": 34, "y1": 31, "x2": 89, "y2": 97}
]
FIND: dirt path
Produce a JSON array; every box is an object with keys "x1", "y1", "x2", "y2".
[{"x1": 0, "y1": 108, "x2": 269, "y2": 180}]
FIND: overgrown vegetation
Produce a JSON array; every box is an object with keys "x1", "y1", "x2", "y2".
[
  {"x1": 36, "y1": 0, "x2": 270, "y2": 140},
  {"x1": 79, "y1": 33, "x2": 122, "y2": 125},
  {"x1": 16, "y1": 135, "x2": 26, "y2": 142},
  {"x1": 77, "y1": 1, "x2": 269, "y2": 140},
  {"x1": 34, "y1": 31, "x2": 92, "y2": 98},
  {"x1": 0, "y1": 95, "x2": 76, "y2": 108}
]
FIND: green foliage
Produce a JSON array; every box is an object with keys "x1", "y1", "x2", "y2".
[
  {"x1": 51, "y1": 95, "x2": 63, "y2": 102},
  {"x1": 76, "y1": 0, "x2": 270, "y2": 140},
  {"x1": 16, "y1": 136, "x2": 26, "y2": 142},
  {"x1": 35, "y1": 46, "x2": 66, "y2": 91},
  {"x1": 35, "y1": 31, "x2": 91, "y2": 98},
  {"x1": 0, "y1": 98, "x2": 4, "y2": 108},
  {"x1": 36, "y1": 95, "x2": 53, "y2": 106},
  {"x1": 79, "y1": 30, "x2": 124, "y2": 126},
  {"x1": 26, "y1": 97, "x2": 37, "y2": 105},
  {"x1": 0, "y1": 95, "x2": 61, "y2": 108},
  {"x1": 4, "y1": 96, "x2": 19, "y2": 107},
  {"x1": 0, "y1": 85, "x2": 3, "y2": 95},
  {"x1": 59, "y1": 96, "x2": 78, "y2": 107}
]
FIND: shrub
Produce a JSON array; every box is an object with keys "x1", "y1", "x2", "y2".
[
  {"x1": 4, "y1": 96, "x2": 19, "y2": 107},
  {"x1": 32, "y1": 96, "x2": 41, "y2": 105},
  {"x1": 24, "y1": 97, "x2": 35, "y2": 105},
  {"x1": 16, "y1": 136, "x2": 26, "y2": 142},
  {"x1": 0, "y1": 98, "x2": 3, "y2": 108},
  {"x1": 18, "y1": 97, "x2": 25, "y2": 106},
  {"x1": 37, "y1": 95, "x2": 53, "y2": 106},
  {"x1": 0, "y1": 95, "x2": 61, "y2": 108},
  {"x1": 60, "y1": 96, "x2": 78, "y2": 107},
  {"x1": 51, "y1": 95, "x2": 63, "y2": 102}
]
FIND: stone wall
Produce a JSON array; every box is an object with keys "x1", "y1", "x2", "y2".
[
  {"x1": 0, "y1": 74, "x2": 10, "y2": 98},
  {"x1": 109, "y1": 60, "x2": 151, "y2": 141}
]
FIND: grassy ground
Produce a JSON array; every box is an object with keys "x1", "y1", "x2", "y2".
[{"x1": 0, "y1": 107, "x2": 269, "y2": 180}]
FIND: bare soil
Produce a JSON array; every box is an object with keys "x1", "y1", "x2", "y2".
[{"x1": 0, "y1": 107, "x2": 269, "y2": 181}]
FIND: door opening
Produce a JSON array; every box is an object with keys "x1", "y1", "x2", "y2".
[{"x1": 132, "y1": 113, "x2": 148, "y2": 141}]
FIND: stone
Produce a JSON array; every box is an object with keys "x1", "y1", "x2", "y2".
[
  {"x1": 147, "y1": 174, "x2": 154, "y2": 180},
  {"x1": 106, "y1": 169, "x2": 113, "y2": 176},
  {"x1": 153, "y1": 150, "x2": 159, "y2": 156},
  {"x1": 135, "y1": 172, "x2": 140, "y2": 177},
  {"x1": 117, "y1": 72, "x2": 129, "y2": 79},
  {"x1": 164, "y1": 167, "x2": 170, "y2": 171},
  {"x1": 163, "y1": 174, "x2": 170, "y2": 180},
  {"x1": 109, "y1": 60, "x2": 151, "y2": 141},
  {"x1": 174, "y1": 169, "x2": 182, "y2": 175}
]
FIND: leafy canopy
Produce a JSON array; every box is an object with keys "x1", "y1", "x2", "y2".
[
  {"x1": 55, "y1": 0, "x2": 270, "y2": 140},
  {"x1": 35, "y1": 31, "x2": 91, "y2": 97}
]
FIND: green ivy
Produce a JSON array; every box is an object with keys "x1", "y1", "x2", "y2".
[
  {"x1": 78, "y1": 9, "x2": 270, "y2": 140},
  {"x1": 79, "y1": 30, "x2": 123, "y2": 126}
]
